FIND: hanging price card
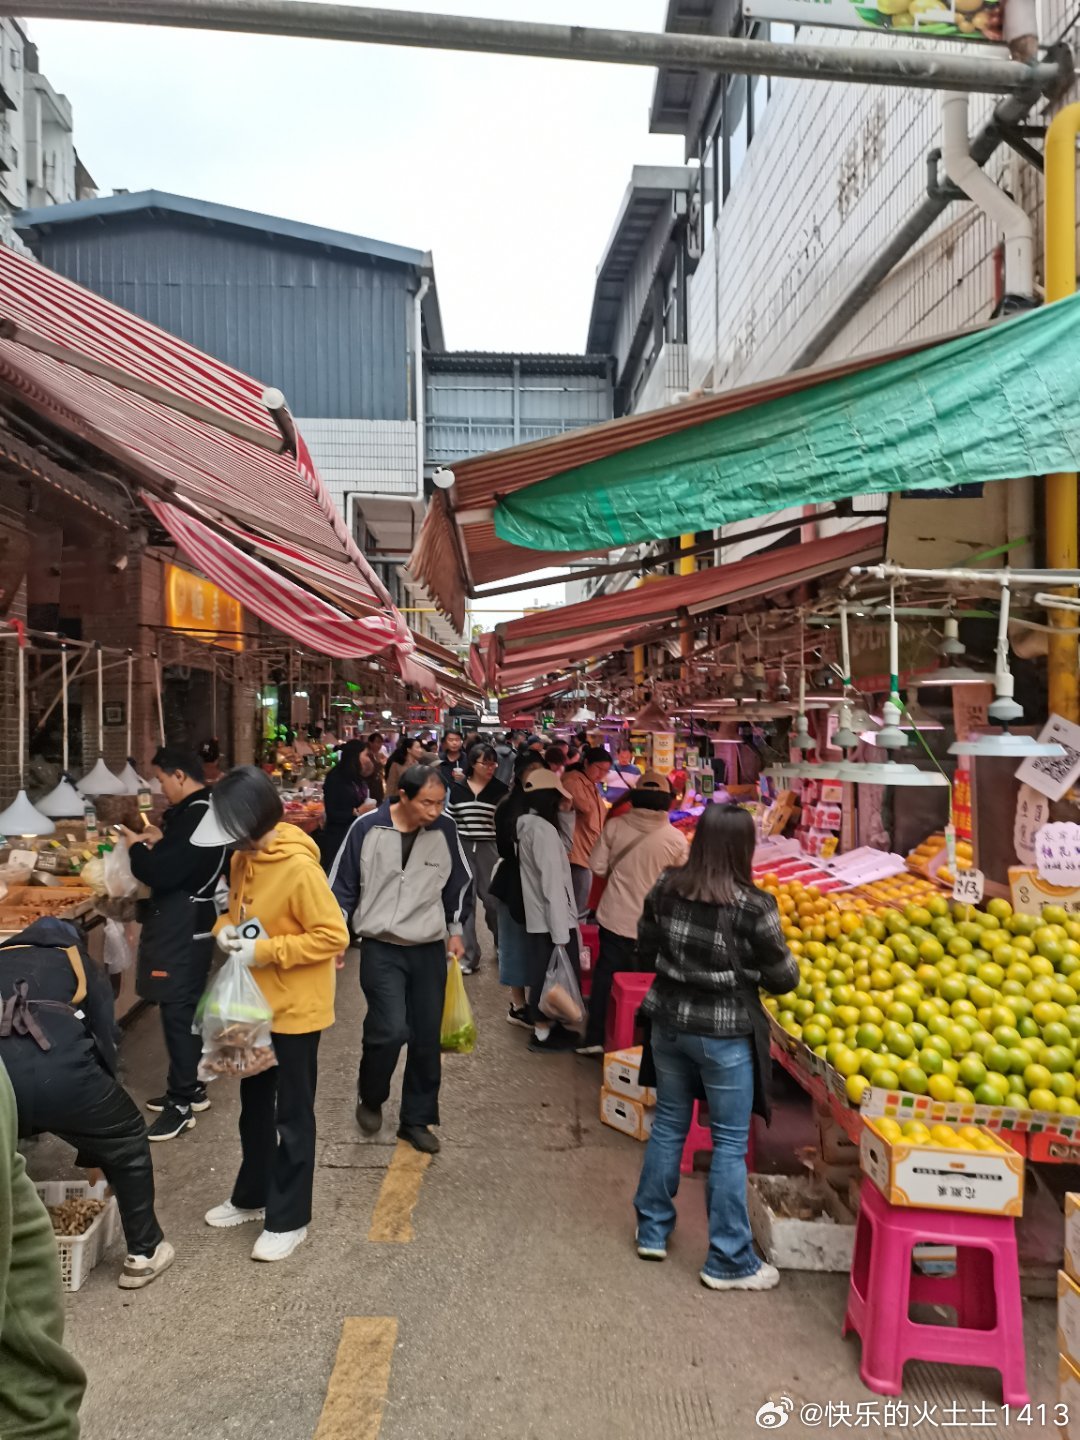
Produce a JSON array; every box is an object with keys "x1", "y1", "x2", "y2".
[
  {"x1": 1035, "y1": 822, "x2": 1080, "y2": 887},
  {"x1": 952, "y1": 868, "x2": 985, "y2": 905},
  {"x1": 1014, "y1": 784, "x2": 1050, "y2": 867}
]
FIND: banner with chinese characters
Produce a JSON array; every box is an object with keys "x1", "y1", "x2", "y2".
[
  {"x1": 164, "y1": 563, "x2": 244, "y2": 652},
  {"x1": 744, "y1": 0, "x2": 1004, "y2": 45}
]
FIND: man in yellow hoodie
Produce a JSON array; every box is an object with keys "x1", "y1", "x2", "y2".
[{"x1": 193, "y1": 767, "x2": 348, "y2": 1263}]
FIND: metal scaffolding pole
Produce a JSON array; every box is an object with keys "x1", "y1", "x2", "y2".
[{"x1": 2, "y1": 0, "x2": 1069, "y2": 95}]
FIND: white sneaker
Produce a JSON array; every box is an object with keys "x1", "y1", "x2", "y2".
[
  {"x1": 118, "y1": 1239, "x2": 175, "y2": 1289},
  {"x1": 700, "y1": 1262, "x2": 780, "y2": 1291},
  {"x1": 634, "y1": 1227, "x2": 667, "y2": 1261},
  {"x1": 251, "y1": 1227, "x2": 307, "y2": 1262},
  {"x1": 204, "y1": 1200, "x2": 266, "y2": 1229}
]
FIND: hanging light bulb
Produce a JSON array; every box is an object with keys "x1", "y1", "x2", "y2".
[
  {"x1": 832, "y1": 703, "x2": 861, "y2": 751},
  {"x1": 751, "y1": 659, "x2": 768, "y2": 700},
  {"x1": 774, "y1": 667, "x2": 791, "y2": 702},
  {"x1": 912, "y1": 614, "x2": 990, "y2": 687},
  {"x1": 897, "y1": 688, "x2": 944, "y2": 732},
  {"x1": 77, "y1": 646, "x2": 126, "y2": 796},
  {"x1": 38, "y1": 643, "x2": 85, "y2": 819},
  {"x1": 948, "y1": 580, "x2": 1067, "y2": 759},
  {"x1": 118, "y1": 651, "x2": 148, "y2": 793},
  {"x1": 0, "y1": 624, "x2": 54, "y2": 837}
]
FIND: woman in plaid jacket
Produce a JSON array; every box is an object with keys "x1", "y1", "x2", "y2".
[{"x1": 633, "y1": 803, "x2": 798, "y2": 1291}]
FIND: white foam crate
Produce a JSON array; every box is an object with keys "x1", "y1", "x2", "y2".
[{"x1": 34, "y1": 1180, "x2": 120, "y2": 1292}]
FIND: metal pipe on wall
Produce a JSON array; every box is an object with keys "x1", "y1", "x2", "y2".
[{"x1": 0, "y1": 0, "x2": 1067, "y2": 95}]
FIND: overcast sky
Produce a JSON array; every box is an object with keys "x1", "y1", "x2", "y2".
[{"x1": 32, "y1": 0, "x2": 686, "y2": 354}]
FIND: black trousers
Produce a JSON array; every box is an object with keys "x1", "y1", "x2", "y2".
[
  {"x1": 159, "y1": 998, "x2": 204, "y2": 1105},
  {"x1": 524, "y1": 929, "x2": 581, "y2": 1026},
  {"x1": 231, "y1": 1030, "x2": 321, "y2": 1233},
  {"x1": 585, "y1": 926, "x2": 638, "y2": 1047},
  {"x1": 10, "y1": 1057, "x2": 163, "y2": 1257},
  {"x1": 358, "y1": 939, "x2": 446, "y2": 1128}
]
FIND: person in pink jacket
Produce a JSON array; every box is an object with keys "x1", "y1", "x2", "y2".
[{"x1": 579, "y1": 770, "x2": 688, "y2": 1054}]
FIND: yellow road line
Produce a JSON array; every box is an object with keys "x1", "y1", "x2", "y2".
[
  {"x1": 313, "y1": 1317, "x2": 398, "y2": 1440},
  {"x1": 367, "y1": 1139, "x2": 431, "y2": 1243}
]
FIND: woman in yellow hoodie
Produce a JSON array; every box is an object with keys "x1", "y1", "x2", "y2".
[{"x1": 192, "y1": 766, "x2": 348, "y2": 1263}]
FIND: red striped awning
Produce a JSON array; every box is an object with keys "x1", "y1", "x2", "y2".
[{"x1": 0, "y1": 246, "x2": 410, "y2": 659}]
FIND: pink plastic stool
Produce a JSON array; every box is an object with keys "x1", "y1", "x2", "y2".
[
  {"x1": 843, "y1": 1178, "x2": 1028, "y2": 1403},
  {"x1": 578, "y1": 922, "x2": 600, "y2": 1000},
  {"x1": 679, "y1": 1102, "x2": 757, "y2": 1175},
  {"x1": 605, "y1": 971, "x2": 655, "y2": 1052}
]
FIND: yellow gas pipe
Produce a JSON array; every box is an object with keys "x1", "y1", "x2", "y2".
[{"x1": 1045, "y1": 103, "x2": 1080, "y2": 723}]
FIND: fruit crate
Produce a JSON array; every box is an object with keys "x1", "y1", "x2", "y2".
[{"x1": 34, "y1": 1180, "x2": 120, "y2": 1292}]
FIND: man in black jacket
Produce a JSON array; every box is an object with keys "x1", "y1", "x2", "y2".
[
  {"x1": 118, "y1": 746, "x2": 228, "y2": 1141},
  {"x1": 0, "y1": 918, "x2": 172, "y2": 1289}
]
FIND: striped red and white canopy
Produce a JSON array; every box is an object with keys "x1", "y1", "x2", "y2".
[{"x1": 0, "y1": 244, "x2": 412, "y2": 661}]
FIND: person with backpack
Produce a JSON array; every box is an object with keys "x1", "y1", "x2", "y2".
[{"x1": 0, "y1": 918, "x2": 173, "y2": 1289}]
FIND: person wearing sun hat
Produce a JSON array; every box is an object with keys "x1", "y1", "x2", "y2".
[
  {"x1": 516, "y1": 768, "x2": 582, "y2": 1052},
  {"x1": 579, "y1": 770, "x2": 689, "y2": 1054}
]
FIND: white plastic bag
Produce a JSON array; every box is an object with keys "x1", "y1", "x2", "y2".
[
  {"x1": 102, "y1": 918, "x2": 134, "y2": 974},
  {"x1": 103, "y1": 843, "x2": 138, "y2": 899},
  {"x1": 194, "y1": 952, "x2": 277, "y2": 1082},
  {"x1": 539, "y1": 943, "x2": 585, "y2": 1032}
]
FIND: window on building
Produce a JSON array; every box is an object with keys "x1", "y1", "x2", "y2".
[{"x1": 724, "y1": 75, "x2": 749, "y2": 199}]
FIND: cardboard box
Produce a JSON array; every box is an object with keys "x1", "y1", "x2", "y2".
[
  {"x1": 1061, "y1": 1271, "x2": 1080, "y2": 1374},
  {"x1": 1068, "y1": 1195, "x2": 1080, "y2": 1285},
  {"x1": 817, "y1": 1112, "x2": 859, "y2": 1167},
  {"x1": 599, "y1": 1088, "x2": 653, "y2": 1142},
  {"x1": 603, "y1": 1047, "x2": 656, "y2": 1106},
  {"x1": 860, "y1": 1120, "x2": 1024, "y2": 1217},
  {"x1": 1060, "y1": 1353, "x2": 1080, "y2": 1439},
  {"x1": 747, "y1": 1174, "x2": 856, "y2": 1272}
]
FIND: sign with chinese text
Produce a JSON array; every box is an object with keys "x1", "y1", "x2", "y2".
[
  {"x1": 1014, "y1": 784, "x2": 1050, "y2": 867},
  {"x1": 744, "y1": 0, "x2": 1003, "y2": 45},
  {"x1": 651, "y1": 732, "x2": 675, "y2": 775},
  {"x1": 164, "y1": 564, "x2": 244, "y2": 652},
  {"x1": 1034, "y1": 822, "x2": 1080, "y2": 888},
  {"x1": 952, "y1": 867, "x2": 985, "y2": 905},
  {"x1": 952, "y1": 684, "x2": 994, "y2": 742},
  {"x1": 1015, "y1": 714, "x2": 1080, "y2": 802}
]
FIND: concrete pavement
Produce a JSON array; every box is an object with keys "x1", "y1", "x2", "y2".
[{"x1": 28, "y1": 949, "x2": 1059, "y2": 1440}]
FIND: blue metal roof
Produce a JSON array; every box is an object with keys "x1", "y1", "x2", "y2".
[{"x1": 14, "y1": 189, "x2": 429, "y2": 271}]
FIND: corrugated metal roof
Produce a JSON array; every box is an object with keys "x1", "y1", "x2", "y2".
[{"x1": 15, "y1": 189, "x2": 429, "y2": 270}]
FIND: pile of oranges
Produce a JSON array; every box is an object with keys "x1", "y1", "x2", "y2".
[{"x1": 758, "y1": 875, "x2": 948, "y2": 946}]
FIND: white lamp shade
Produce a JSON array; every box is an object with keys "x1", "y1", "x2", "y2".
[
  {"x1": 841, "y1": 760, "x2": 951, "y2": 787},
  {"x1": 948, "y1": 734, "x2": 1067, "y2": 758},
  {"x1": 569, "y1": 706, "x2": 596, "y2": 724},
  {"x1": 118, "y1": 761, "x2": 147, "y2": 794},
  {"x1": 0, "y1": 789, "x2": 56, "y2": 837},
  {"x1": 77, "y1": 757, "x2": 128, "y2": 797},
  {"x1": 37, "y1": 777, "x2": 86, "y2": 818}
]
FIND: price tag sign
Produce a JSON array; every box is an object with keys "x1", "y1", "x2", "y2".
[
  {"x1": 953, "y1": 868, "x2": 985, "y2": 905},
  {"x1": 1035, "y1": 822, "x2": 1080, "y2": 887}
]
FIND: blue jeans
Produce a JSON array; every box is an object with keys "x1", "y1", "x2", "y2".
[{"x1": 634, "y1": 1028, "x2": 759, "y2": 1280}]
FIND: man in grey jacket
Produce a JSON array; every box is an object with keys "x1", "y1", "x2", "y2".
[{"x1": 329, "y1": 765, "x2": 473, "y2": 1154}]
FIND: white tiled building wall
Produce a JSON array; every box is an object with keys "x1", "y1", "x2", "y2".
[
  {"x1": 297, "y1": 418, "x2": 420, "y2": 504},
  {"x1": 688, "y1": 12, "x2": 1076, "y2": 392}
]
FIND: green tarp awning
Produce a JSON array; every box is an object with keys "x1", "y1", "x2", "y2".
[{"x1": 494, "y1": 294, "x2": 1080, "y2": 553}]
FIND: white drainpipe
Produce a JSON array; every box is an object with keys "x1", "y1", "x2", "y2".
[
  {"x1": 941, "y1": 92, "x2": 1033, "y2": 306},
  {"x1": 414, "y1": 275, "x2": 431, "y2": 501}
]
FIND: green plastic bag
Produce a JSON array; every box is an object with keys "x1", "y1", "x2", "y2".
[{"x1": 440, "y1": 957, "x2": 477, "y2": 1054}]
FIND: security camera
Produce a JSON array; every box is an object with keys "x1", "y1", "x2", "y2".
[
  {"x1": 432, "y1": 467, "x2": 456, "y2": 490},
  {"x1": 110, "y1": 554, "x2": 128, "y2": 572}
]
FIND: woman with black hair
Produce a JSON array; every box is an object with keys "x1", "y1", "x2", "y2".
[
  {"x1": 318, "y1": 740, "x2": 372, "y2": 872},
  {"x1": 490, "y1": 752, "x2": 547, "y2": 1025},
  {"x1": 447, "y1": 744, "x2": 508, "y2": 975},
  {"x1": 516, "y1": 769, "x2": 581, "y2": 1053},
  {"x1": 386, "y1": 736, "x2": 427, "y2": 798},
  {"x1": 191, "y1": 766, "x2": 348, "y2": 1264},
  {"x1": 632, "y1": 803, "x2": 798, "y2": 1291}
]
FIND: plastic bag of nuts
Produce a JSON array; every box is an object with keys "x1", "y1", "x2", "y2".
[{"x1": 194, "y1": 954, "x2": 277, "y2": 1083}]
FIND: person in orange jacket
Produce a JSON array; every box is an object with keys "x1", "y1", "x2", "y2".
[{"x1": 191, "y1": 766, "x2": 348, "y2": 1263}]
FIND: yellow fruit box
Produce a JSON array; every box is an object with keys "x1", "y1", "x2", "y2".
[
  {"x1": 599, "y1": 1087, "x2": 654, "y2": 1143},
  {"x1": 1061, "y1": 1272, "x2": 1080, "y2": 1376},
  {"x1": 1060, "y1": 1353, "x2": 1080, "y2": 1440},
  {"x1": 602, "y1": 1047, "x2": 656, "y2": 1106},
  {"x1": 860, "y1": 1118, "x2": 1024, "y2": 1217},
  {"x1": 1066, "y1": 1195, "x2": 1080, "y2": 1285}
]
